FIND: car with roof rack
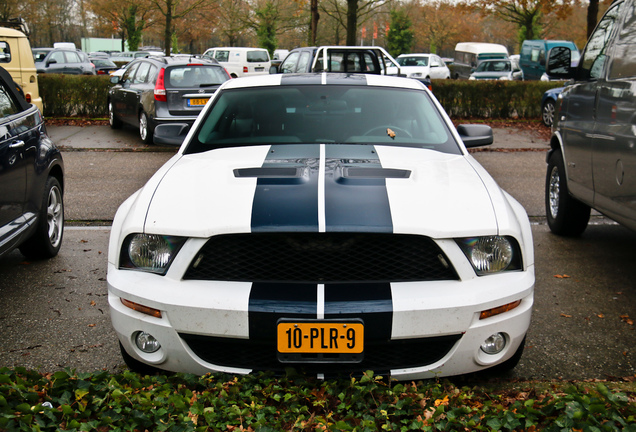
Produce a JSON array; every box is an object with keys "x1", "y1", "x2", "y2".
[{"x1": 107, "y1": 55, "x2": 231, "y2": 144}]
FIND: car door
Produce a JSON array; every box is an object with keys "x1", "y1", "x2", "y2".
[
  {"x1": 118, "y1": 61, "x2": 142, "y2": 123},
  {"x1": 560, "y1": 3, "x2": 623, "y2": 204},
  {"x1": 46, "y1": 50, "x2": 67, "y2": 74},
  {"x1": 591, "y1": 1, "x2": 636, "y2": 228},
  {"x1": 429, "y1": 55, "x2": 444, "y2": 79},
  {"x1": 0, "y1": 78, "x2": 29, "y2": 252},
  {"x1": 65, "y1": 51, "x2": 83, "y2": 74}
]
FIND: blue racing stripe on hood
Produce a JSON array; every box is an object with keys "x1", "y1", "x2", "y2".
[
  {"x1": 324, "y1": 144, "x2": 393, "y2": 233},
  {"x1": 251, "y1": 144, "x2": 320, "y2": 232}
]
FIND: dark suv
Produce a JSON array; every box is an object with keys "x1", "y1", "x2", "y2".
[
  {"x1": 545, "y1": 0, "x2": 636, "y2": 235},
  {"x1": 32, "y1": 48, "x2": 95, "y2": 75},
  {"x1": 0, "y1": 66, "x2": 64, "y2": 259},
  {"x1": 108, "y1": 56, "x2": 231, "y2": 144}
]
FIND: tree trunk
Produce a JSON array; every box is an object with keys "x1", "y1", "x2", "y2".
[
  {"x1": 164, "y1": 0, "x2": 173, "y2": 56},
  {"x1": 346, "y1": 0, "x2": 358, "y2": 46},
  {"x1": 310, "y1": 0, "x2": 319, "y2": 45},
  {"x1": 587, "y1": 0, "x2": 599, "y2": 39}
]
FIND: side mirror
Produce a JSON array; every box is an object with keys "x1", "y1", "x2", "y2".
[
  {"x1": 110, "y1": 75, "x2": 121, "y2": 84},
  {"x1": 546, "y1": 47, "x2": 573, "y2": 80},
  {"x1": 153, "y1": 123, "x2": 190, "y2": 146},
  {"x1": 46, "y1": 59, "x2": 57, "y2": 66},
  {"x1": 457, "y1": 124, "x2": 493, "y2": 148}
]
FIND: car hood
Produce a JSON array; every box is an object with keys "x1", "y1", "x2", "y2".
[{"x1": 134, "y1": 144, "x2": 507, "y2": 239}]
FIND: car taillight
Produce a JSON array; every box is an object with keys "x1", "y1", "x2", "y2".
[
  {"x1": 97, "y1": 70, "x2": 107, "y2": 75},
  {"x1": 25, "y1": 93, "x2": 31, "y2": 103},
  {"x1": 243, "y1": 66, "x2": 248, "y2": 73},
  {"x1": 154, "y1": 68, "x2": 167, "y2": 102}
]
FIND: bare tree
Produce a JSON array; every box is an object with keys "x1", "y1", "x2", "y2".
[
  {"x1": 320, "y1": 0, "x2": 387, "y2": 45},
  {"x1": 149, "y1": 0, "x2": 208, "y2": 55}
]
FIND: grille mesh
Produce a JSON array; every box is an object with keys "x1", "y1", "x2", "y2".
[
  {"x1": 183, "y1": 232, "x2": 458, "y2": 283},
  {"x1": 179, "y1": 333, "x2": 462, "y2": 374}
]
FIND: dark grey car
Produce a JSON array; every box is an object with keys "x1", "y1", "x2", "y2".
[
  {"x1": 0, "y1": 66, "x2": 64, "y2": 259},
  {"x1": 33, "y1": 48, "x2": 95, "y2": 75},
  {"x1": 108, "y1": 56, "x2": 230, "y2": 144},
  {"x1": 545, "y1": 0, "x2": 636, "y2": 236}
]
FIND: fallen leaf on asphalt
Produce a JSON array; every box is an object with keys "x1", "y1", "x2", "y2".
[
  {"x1": 620, "y1": 314, "x2": 634, "y2": 325},
  {"x1": 554, "y1": 274, "x2": 570, "y2": 278},
  {"x1": 597, "y1": 314, "x2": 605, "y2": 318},
  {"x1": 90, "y1": 301, "x2": 96, "y2": 307},
  {"x1": 560, "y1": 313, "x2": 572, "y2": 318},
  {"x1": 88, "y1": 324, "x2": 96, "y2": 327}
]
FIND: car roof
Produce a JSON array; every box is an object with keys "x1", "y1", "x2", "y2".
[{"x1": 133, "y1": 56, "x2": 220, "y2": 66}]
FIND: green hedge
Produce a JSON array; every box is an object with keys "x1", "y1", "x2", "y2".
[
  {"x1": 1, "y1": 368, "x2": 635, "y2": 431},
  {"x1": 38, "y1": 74, "x2": 112, "y2": 118},
  {"x1": 37, "y1": 74, "x2": 564, "y2": 120}
]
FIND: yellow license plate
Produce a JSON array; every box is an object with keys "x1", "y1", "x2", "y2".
[
  {"x1": 188, "y1": 98, "x2": 208, "y2": 106},
  {"x1": 277, "y1": 322, "x2": 364, "y2": 354}
]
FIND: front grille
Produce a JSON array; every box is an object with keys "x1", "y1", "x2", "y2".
[
  {"x1": 183, "y1": 233, "x2": 458, "y2": 283},
  {"x1": 179, "y1": 333, "x2": 462, "y2": 375}
]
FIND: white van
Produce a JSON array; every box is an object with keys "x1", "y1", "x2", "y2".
[
  {"x1": 0, "y1": 27, "x2": 43, "y2": 111},
  {"x1": 201, "y1": 47, "x2": 270, "y2": 78},
  {"x1": 452, "y1": 42, "x2": 509, "y2": 79}
]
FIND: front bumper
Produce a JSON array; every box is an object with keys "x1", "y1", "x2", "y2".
[{"x1": 108, "y1": 236, "x2": 534, "y2": 379}]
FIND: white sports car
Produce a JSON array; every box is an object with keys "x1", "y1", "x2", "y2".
[{"x1": 107, "y1": 73, "x2": 534, "y2": 380}]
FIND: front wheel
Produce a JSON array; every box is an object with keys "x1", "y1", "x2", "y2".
[
  {"x1": 19, "y1": 176, "x2": 64, "y2": 259},
  {"x1": 545, "y1": 150, "x2": 591, "y2": 236},
  {"x1": 139, "y1": 111, "x2": 153, "y2": 144},
  {"x1": 109, "y1": 101, "x2": 122, "y2": 129},
  {"x1": 542, "y1": 99, "x2": 556, "y2": 127}
]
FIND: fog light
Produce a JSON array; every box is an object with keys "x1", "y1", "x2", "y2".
[
  {"x1": 135, "y1": 332, "x2": 161, "y2": 353},
  {"x1": 481, "y1": 333, "x2": 506, "y2": 355}
]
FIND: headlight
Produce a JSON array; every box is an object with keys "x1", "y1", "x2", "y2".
[
  {"x1": 119, "y1": 233, "x2": 186, "y2": 275},
  {"x1": 457, "y1": 236, "x2": 522, "y2": 275}
]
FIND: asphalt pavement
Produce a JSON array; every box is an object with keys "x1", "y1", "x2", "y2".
[{"x1": 0, "y1": 122, "x2": 634, "y2": 381}]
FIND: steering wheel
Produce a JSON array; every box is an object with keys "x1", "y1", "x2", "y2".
[{"x1": 363, "y1": 125, "x2": 412, "y2": 138}]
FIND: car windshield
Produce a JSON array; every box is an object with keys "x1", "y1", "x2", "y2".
[
  {"x1": 167, "y1": 65, "x2": 228, "y2": 88},
  {"x1": 185, "y1": 85, "x2": 460, "y2": 155},
  {"x1": 33, "y1": 50, "x2": 49, "y2": 62},
  {"x1": 476, "y1": 60, "x2": 511, "y2": 72},
  {"x1": 398, "y1": 56, "x2": 429, "y2": 67}
]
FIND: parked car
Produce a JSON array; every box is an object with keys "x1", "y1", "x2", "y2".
[
  {"x1": 201, "y1": 47, "x2": 270, "y2": 78},
  {"x1": 545, "y1": 0, "x2": 636, "y2": 236},
  {"x1": 520, "y1": 40, "x2": 580, "y2": 81},
  {"x1": 108, "y1": 73, "x2": 534, "y2": 379},
  {"x1": 91, "y1": 57, "x2": 118, "y2": 75},
  {"x1": 453, "y1": 42, "x2": 509, "y2": 79},
  {"x1": 272, "y1": 46, "x2": 402, "y2": 76},
  {"x1": 540, "y1": 86, "x2": 564, "y2": 127},
  {"x1": 33, "y1": 47, "x2": 95, "y2": 75},
  {"x1": 108, "y1": 56, "x2": 230, "y2": 144},
  {"x1": 0, "y1": 26, "x2": 43, "y2": 110},
  {"x1": 468, "y1": 59, "x2": 522, "y2": 80},
  {"x1": 0, "y1": 65, "x2": 64, "y2": 260},
  {"x1": 395, "y1": 53, "x2": 451, "y2": 79}
]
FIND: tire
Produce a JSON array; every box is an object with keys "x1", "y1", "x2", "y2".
[
  {"x1": 139, "y1": 111, "x2": 153, "y2": 144},
  {"x1": 542, "y1": 99, "x2": 556, "y2": 127},
  {"x1": 19, "y1": 176, "x2": 64, "y2": 259},
  {"x1": 109, "y1": 101, "x2": 122, "y2": 129},
  {"x1": 545, "y1": 150, "x2": 591, "y2": 236},
  {"x1": 119, "y1": 342, "x2": 163, "y2": 376}
]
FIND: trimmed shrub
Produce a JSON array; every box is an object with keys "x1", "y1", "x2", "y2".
[{"x1": 38, "y1": 74, "x2": 112, "y2": 118}]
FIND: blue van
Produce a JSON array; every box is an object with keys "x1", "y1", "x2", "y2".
[{"x1": 519, "y1": 40, "x2": 579, "y2": 80}]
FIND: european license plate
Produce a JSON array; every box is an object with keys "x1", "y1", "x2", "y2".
[
  {"x1": 277, "y1": 321, "x2": 364, "y2": 354},
  {"x1": 188, "y1": 98, "x2": 208, "y2": 107},
  {"x1": 255, "y1": 67, "x2": 264, "y2": 72}
]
